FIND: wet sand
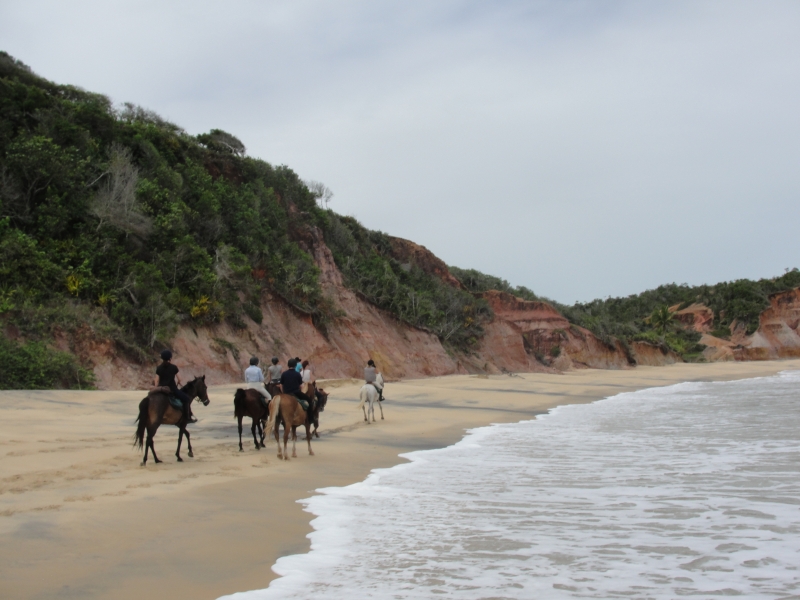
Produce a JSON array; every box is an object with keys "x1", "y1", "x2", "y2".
[{"x1": 2, "y1": 360, "x2": 798, "y2": 599}]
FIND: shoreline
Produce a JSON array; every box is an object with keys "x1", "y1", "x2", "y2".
[{"x1": 1, "y1": 360, "x2": 798, "y2": 599}]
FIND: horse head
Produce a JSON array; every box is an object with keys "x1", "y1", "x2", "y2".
[
  {"x1": 193, "y1": 375, "x2": 210, "y2": 406},
  {"x1": 317, "y1": 388, "x2": 329, "y2": 413}
]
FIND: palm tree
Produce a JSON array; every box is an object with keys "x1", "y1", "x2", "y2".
[{"x1": 648, "y1": 305, "x2": 674, "y2": 335}]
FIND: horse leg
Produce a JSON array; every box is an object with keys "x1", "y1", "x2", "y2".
[
  {"x1": 185, "y1": 428, "x2": 193, "y2": 458},
  {"x1": 238, "y1": 415, "x2": 244, "y2": 451},
  {"x1": 274, "y1": 414, "x2": 283, "y2": 459},
  {"x1": 283, "y1": 423, "x2": 290, "y2": 460},
  {"x1": 378, "y1": 399, "x2": 384, "y2": 420},
  {"x1": 305, "y1": 423, "x2": 314, "y2": 456},
  {"x1": 250, "y1": 419, "x2": 260, "y2": 450},
  {"x1": 291, "y1": 426, "x2": 298, "y2": 458},
  {"x1": 363, "y1": 403, "x2": 369, "y2": 423},
  {"x1": 142, "y1": 432, "x2": 150, "y2": 466},
  {"x1": 148, "y1": 425, "x2": 161, "y2": 464},
  {"x1": 257, "y1": 419, "x2": 265, "y2": 448},
  {"x1": 175, "y1": 426, "x2": 184, "y2": 462}
]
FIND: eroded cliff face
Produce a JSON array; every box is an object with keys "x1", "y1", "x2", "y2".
[
  {"x1": 386, "y1": 236, "x2": 466, "y2": 290},
  {"x1": 475, "y1": 291, "x2": 681, "y2": 370},
  {"x1": 76, "y1": 228, "x2": 800, "y2": 390},
  {"x1": 85, "y1": 226, "x2": 466, "y2": 389}
]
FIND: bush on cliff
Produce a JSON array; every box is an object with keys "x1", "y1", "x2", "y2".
[
  {"x1": 0, "y1": 51, "x2": 328, "y2": 360},
  {"x1": 321, "y1": 213, "x2": 490, "y2": 349},
  {"x1": 0, "y1": 336, "x2": 95, "y2": 390}
]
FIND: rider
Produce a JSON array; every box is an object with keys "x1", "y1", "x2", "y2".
[
  {"x1": 244, "y1": 356, "x2": 272, "y2": 402},
  {"x1": 302, "y1": 359, "x2": 323, "y2": 403},
  {"x1": 267, "y1": 357, "x2": 282, "y2": 386},
  {"x1": 154, "y1": 349, "x2": 195, "y2": 423},
  {"x1": 281, "y1": 358, "x2": 313, "y2": 410},
  {"x1": 364, "y1": 359, "x2": 384, "y2": 401}
]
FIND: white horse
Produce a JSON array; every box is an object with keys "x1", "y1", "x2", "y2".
[{"x1": 359, "y1": 373, "x2": 384, "y2": 423}]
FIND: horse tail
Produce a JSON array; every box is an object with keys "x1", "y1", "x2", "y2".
[
  {"x1": 265, "y1": 396, "x2": 280, "y2": 440},
  {"x1": 359, "y1": 386, "x2": 367, "y2": 411},
  {"x1": 134, "y1": 396, "x2": 149, "y2": 449},
  {"x1": 233, "y1": 388, "x2": 247, "y2": 419}
]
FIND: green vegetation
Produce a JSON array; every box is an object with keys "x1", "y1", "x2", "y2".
[
  {"x1": 0, "y1": 336, "x2": 95, "y2": 390},
  {"x1": 556, "y1": 270, "x2": 800, "y2": 358},
  {"x1": 449, "y1": 266, "x2": 542, "y2": 302},
  {"x1": 0, "y1": 51, "x2": 328, "y2": 364},
  {"x1": 0, "y1": 51, "x2": 491, "y2": 388},
  {"x1": 3, "y1": 50, "x2": 799, "y2": 386},
  {"x1": 322, "y1": 213, "x2": 490, "y2": 349}
]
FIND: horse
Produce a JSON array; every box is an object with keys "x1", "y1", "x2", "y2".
[
  {"x1": 233, "y1": 388, "x2": 271, "y2": 451},
  {"x1": 310, "y1": 387, "x2": 329, "y2": 438},
  {"x1": 265, "y1": 382, "x2": 318, "y2": 460},
  {"x1": 266, "y1": 380, "x2": 282, "y2": 398},
  {"x1": 359, "y1": 373, "x2": 384, "y2": 423},
  {"x1": 134, "y1": 376, "x2": 210, "y2": 466}
]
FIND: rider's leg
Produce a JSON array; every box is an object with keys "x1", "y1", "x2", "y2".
[{"x1": 174, "y1": 388, "x2": 194, "y2": 422}]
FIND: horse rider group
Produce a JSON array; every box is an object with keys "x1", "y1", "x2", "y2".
[{"x1": 156, "y1": 350, "x2": 383, "y2": 420}]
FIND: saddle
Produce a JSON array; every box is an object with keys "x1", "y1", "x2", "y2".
[
  {"x1": 150, "y1": 386, "x2": 183, "y2": 411},
  {"x1": 296, "y1": 396, "x2": 310, "y2": 412}
]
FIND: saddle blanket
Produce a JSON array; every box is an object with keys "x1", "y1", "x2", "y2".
[{"x1": 296, "y1": 397, "x2": 310, "y2": 412}]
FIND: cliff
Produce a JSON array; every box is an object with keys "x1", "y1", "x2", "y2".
[{"x1": 52, "y1": 229, "x2": 685, "y2": 389}]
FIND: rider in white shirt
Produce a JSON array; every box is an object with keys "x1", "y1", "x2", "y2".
[{"x1": 244, "y1": 357, "x2": 271, "y2": 400}]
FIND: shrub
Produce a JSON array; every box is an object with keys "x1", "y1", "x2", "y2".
[{"x1": 0, "y1": 336, "x2": 95, "y2": 390}]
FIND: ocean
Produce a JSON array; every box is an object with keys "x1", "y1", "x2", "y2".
[{"x1": 221, "y1": 370, "x2": 800, "y2": 599}]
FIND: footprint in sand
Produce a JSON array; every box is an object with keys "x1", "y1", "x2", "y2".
[
  {"x1": 126, "y1": 483, "x2": 151, "y2": 489},
  {"x1": 64, "y1": 495, "x2": 94, "y2": 502},
  {"x1": 102, "y1": 491, "x2": 130, "y2": 497}
]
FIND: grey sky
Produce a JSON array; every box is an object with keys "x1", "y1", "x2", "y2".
[{"x1": 2, "y1": 1, "x2": 799, "y2": 303}]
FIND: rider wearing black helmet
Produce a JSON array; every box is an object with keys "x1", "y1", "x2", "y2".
[
  {"x1": 267, "y1": 356, "x2": 282, "y2": 385},
  {"x1": 154, "y1": 349, "x2": 195, "y2": 422},
  {"x1": 280, "y1": 358, "x2": 313, "y2": 409}
]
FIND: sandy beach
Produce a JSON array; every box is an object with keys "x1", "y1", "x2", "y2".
[{"x1": 2, "y1": 360, "x2": 799, "y2": 599}]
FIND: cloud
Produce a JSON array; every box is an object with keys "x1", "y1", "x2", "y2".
[{"x1": 2, "y1": 0, "x2": 799, "y2": 302}]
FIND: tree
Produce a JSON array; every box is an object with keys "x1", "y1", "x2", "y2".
[
  {"x1": 90, "y1": 144, "x2": 152, "y2": 238},
  {"x1": 648, "y1": 305, "x2": 674, "y2": 335},
  {"x1": 305, "y1": 180, "x2": 334, "y2": 208}
]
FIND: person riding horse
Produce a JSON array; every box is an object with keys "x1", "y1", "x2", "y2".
[
  {"x1": 244, "y1": 356, "x2": 272, "y2": 406},
  {"x1": 364, "y1": 359, "x2": 384, "y2": 402},
  {"x1": 154, "y1": 349, "x2": 195, "y2": 422},
  {"x1": 267, "y1": 357, "x2": 282, "y2": 386},
  {"x1": 281, "y1": 358, "x2": 314, "y2": 410}
]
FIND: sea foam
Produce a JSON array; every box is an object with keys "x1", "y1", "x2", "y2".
[{"x1": 220, "y1": 370, "x2": 800, "y2": 599}]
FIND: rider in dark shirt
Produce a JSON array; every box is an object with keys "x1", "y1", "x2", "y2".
[
  {"x1": 155, "y1": 350, "x2": 194, "y2": 422},
  {"x1": 280, "y1": 358, "x2": 312, "y2": 409}
]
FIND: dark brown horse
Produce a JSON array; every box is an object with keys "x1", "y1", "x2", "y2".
[
  {"x1": 233, "y1": 388, "x2": 271, "y2": 451},
  {"x1": 266, "y1": 381, "x2": 282, "y2": 398},
  {"x1": 266, "y1": 382, "x2": 319, "y2": 460},
  {"x1": 134, "y1": 376, "x2": 210, "y2": 466},
  {"x1": 310, "y1": 387, "x2": 329, "y2": 438}
]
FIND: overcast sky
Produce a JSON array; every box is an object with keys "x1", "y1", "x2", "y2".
[{"x1": 2, "y1": 0, "x2": 799, "y2": 303}]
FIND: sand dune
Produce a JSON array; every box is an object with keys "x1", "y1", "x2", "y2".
[{"x1": 2, "y1": 360, "x2": 798, "y2": 599}]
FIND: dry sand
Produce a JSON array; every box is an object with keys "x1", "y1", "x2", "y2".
[{"x1": 2, "y1": 360, "x2": 799, "y2": 599}]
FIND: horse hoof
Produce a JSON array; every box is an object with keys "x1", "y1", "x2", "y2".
[
  {"x1": 239, "y1": 448, "x2": 244, "y2": 452},
  {"x1": 188, "y1": 451, "x2": 194, "y2": 458},
  {"x1": 309, "y1": 451, "x2": 315, "y2": 456},
  {"x1": 155, "y1": 458, "x2": 162, "y2": 464},
  {"x1": 176, "y1": 457, "x2": 183, "y2": 462},
  {"x1": 140, "y1": 461, "x2": 146, "y2": 467}
]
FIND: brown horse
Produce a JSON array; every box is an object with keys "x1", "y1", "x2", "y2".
[
  {"x1": 134, "y1": 376, "x2": 210, "y2": 466},
  {"x1": 266, "y1": 382, "x2": 318, "y2": 460},
  {"x1": 233, "y1": 388, "x2": 270, "y2": 451}
]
